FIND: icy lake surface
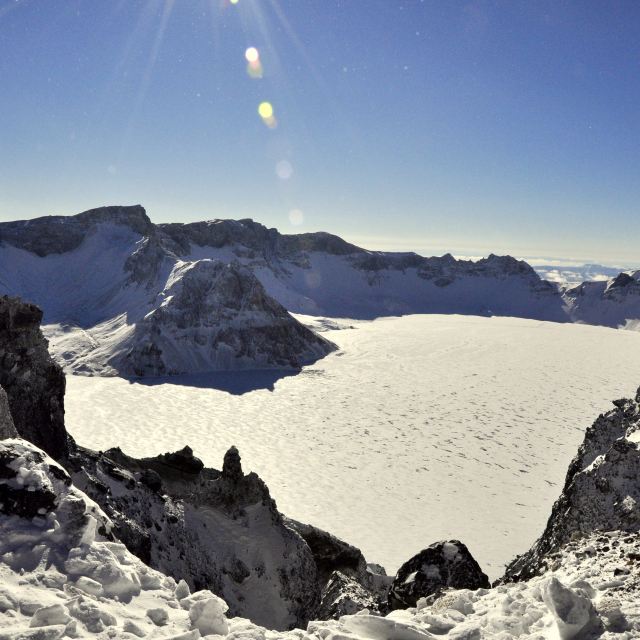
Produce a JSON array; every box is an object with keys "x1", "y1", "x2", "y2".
[{"x1": 64, "y1": 314, "x2": 640, "y2": 579}]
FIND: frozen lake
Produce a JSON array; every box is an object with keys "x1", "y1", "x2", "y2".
[{"x1": 64, "y1": 314, "x2": 640, "y2": 579}]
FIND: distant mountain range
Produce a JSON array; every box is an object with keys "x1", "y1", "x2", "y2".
[{"x1": 1, "y1": 205, "x2": 639, "y2": 376}]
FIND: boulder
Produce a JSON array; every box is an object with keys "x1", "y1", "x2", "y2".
[{"x1": 389, "y1": 540, "x2": 490, "y2": 610}]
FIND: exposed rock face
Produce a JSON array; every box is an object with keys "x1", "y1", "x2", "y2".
[
  {"x1": 388, "y1": 540, "x2": 490, "y2": 610},
  {"x1": 0, "y1": 297, "x2": 67, "y2": 458},
  {"x1": 113, "y1": 260, "x2": 335, "y2": 377},
  {"x1": 67, "y1": 443, "x2": 321, "y2": 630},
  {"x1": 0, "y1": 205, "x2": 152, "y2": 257},
  {"x1": 316, "y1": 572, "x2": 380, "y2": 620},
  {"x1": 284, "y1": 518, "x2": 390, "y2": 618},
  {"x1": 503, "y1": 388, "x2": 640, "y2": 582},
  {"x1": 0, "y1": 386, "x2": 17, "y2": 439}
]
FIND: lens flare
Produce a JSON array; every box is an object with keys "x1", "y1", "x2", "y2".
[
  {"x1": 229, "y1": 0, "x2": 239, "y2": 4},
  {"x1": 276, "y1": 160, "x2": 293, "y2": 180},
  {"x1": 258, "y1": 101, "x2": 277, "y2": 127},
  {"x1": 289, "y1": 209, "x2": 304, "y2": 226},
  {"x1": 245, "y1": 47, "x2": 259, "y2": 63},
  {"x1": 247, "y1": 60, "x2": 263, "y2": 79},
  {"x1": 258, "y1": 101, "x2": 273, "y2": 119}
]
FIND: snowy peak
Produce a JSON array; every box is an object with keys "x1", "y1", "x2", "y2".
[
  {"x1": 565, "y1": 268, "x2": 640, "y2": 328},
  {"x1": 111, "y1": 259, "x2": 335, "y2": 376},
  {"x1": 0, "y1": 205, "x2": 152, "y2": 257}
]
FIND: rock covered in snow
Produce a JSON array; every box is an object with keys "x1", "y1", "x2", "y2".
[
  {"x1": 113, "y1": 259, "x2": 335, "y2": 376},
  {"x1": 542, "y1": 576, "x2": 601, "y2": 639},
  {"x1": 0, "y1": 438, "x2": 276, "y2": 639},
  {"x1": 67, "y1": 442, "x2": 321, "y2": 630},
  {"x1": 503, "y1": 387, "x2": 640, "y2": 582},
  {"x1": 316, "y1": 571, "x2": 381, "y2": 620},
  {"x1": 0, "y1": 297, "x2": 67, "y2": 458},
  {"x1": 389, "y1": 541, "x2": 490, "y2": 610}
]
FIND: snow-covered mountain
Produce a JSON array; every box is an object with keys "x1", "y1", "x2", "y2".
[
  {"x1": 4, "y1": 204, "x2": 640, "y2": 377},
  {"x1": 564, "y1": 271, "x2": 640, "y2": 329},
  {"x1": 0, "y1": 207, "x2": 334, "y2": 376}
]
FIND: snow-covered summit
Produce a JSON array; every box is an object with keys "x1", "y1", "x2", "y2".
[
  {"x1": 0, "y1": 208, "x2": 336, "y2": 376},
  {"x1": 565, "y1": 270, "x2": 640, "y2": 328}
]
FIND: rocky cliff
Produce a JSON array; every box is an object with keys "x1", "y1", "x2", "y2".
[
  {"x1": 0, "y1": 296, "x2": 67, "y2": 458},
  {"x1": 503, "y1": 387, "x2": 640, "y2": 584}
]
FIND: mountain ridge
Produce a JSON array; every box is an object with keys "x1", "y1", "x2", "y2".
[{"x1": 2, "y1": 204, "x2": 640, "y2": 377}]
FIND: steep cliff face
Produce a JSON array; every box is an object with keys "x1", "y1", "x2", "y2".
[
  {"x1": 0, "y1": 386, "x2": 17, "y2": 439},
  {"x1": 0, "y1": 296, "x2": 67, "y2": 458},
  {"x1": 503, "y1": 388, "x2": 640, "y2": 583}
]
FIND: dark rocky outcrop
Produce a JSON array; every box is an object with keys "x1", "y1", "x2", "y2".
[
  {"x1": 285, "y1": 518, "x2": 369, "y2": 586},
  {"x1": 0, "y1": 296, "x2": 67, "y2": 459},
  {"x1": 284, "y1": 518, "x2": 390, "y2": 618},
  {"x1": 0, "y1": 386, "x2": 17, "y2": 439},
  {"x1": 316, "y1": 571, "x2": 380, "y2": 620},
  {"x1": 389, "y1": 540, "x2": 490, "y2": 610},
  {"x1": 66, "y1": 443, "x2": 320, "y2": 630},
  {"x1": 503, "y1": 388, "x2": 640, "y2": 583}
]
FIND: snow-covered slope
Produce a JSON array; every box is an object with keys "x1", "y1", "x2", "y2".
[
  {"x1": 162, "y1": 218, "x2": 567, "y2": 321},
  {"x1": 565, "y1": 271, "x2": 640, "y2": 329}
]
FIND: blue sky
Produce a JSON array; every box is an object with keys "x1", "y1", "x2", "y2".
[{"x1": 1, "y1": 1, "x2": 639, "y2": 263}]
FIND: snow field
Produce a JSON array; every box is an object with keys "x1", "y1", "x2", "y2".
[{"x1": 64, "y1": 314, "x2": 640, "y2": 579}]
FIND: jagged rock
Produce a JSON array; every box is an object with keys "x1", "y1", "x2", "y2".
[
  {"x1": 284, "y1": 518, "x2": 389, "y2": 618},
  {"x1": 503, "y1": 387, "x2": 640, "y2": 582},
  {"x1": 154, "y1": 446, "x2": 204, "y2": 476},
  {"x1": 114, "y1": 259, "x2": 335, "y2": 376},
  {"x1": 285, "y1": 518, "x2": 368, "y2": 585},
  {"x1": 67, "y1": 443, "x2": 320, "y2": 630},
  {"x1": 0, "y1": 297, "x2": 67, "y2": 459},
  {"x1": 0, "y1": 386, "x2": 17, "y2": 439},
  {"x1": 222, "y1": 446, "x2": 242, "y2": 482},
  {"x1": 316, "y1": 571, "x2": 380, "y2": 619},
  {"x1": 389, "y1": 540, "x2": 490, "y2": 610}
]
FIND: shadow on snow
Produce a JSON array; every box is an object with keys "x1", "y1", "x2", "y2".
[{"x1": 123, "y1": 368, "x2": 300, "y2": 395}]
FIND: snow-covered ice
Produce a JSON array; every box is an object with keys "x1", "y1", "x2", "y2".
[{"x1": 63, "y1": 314, "x2": 640, "y2": 579}]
